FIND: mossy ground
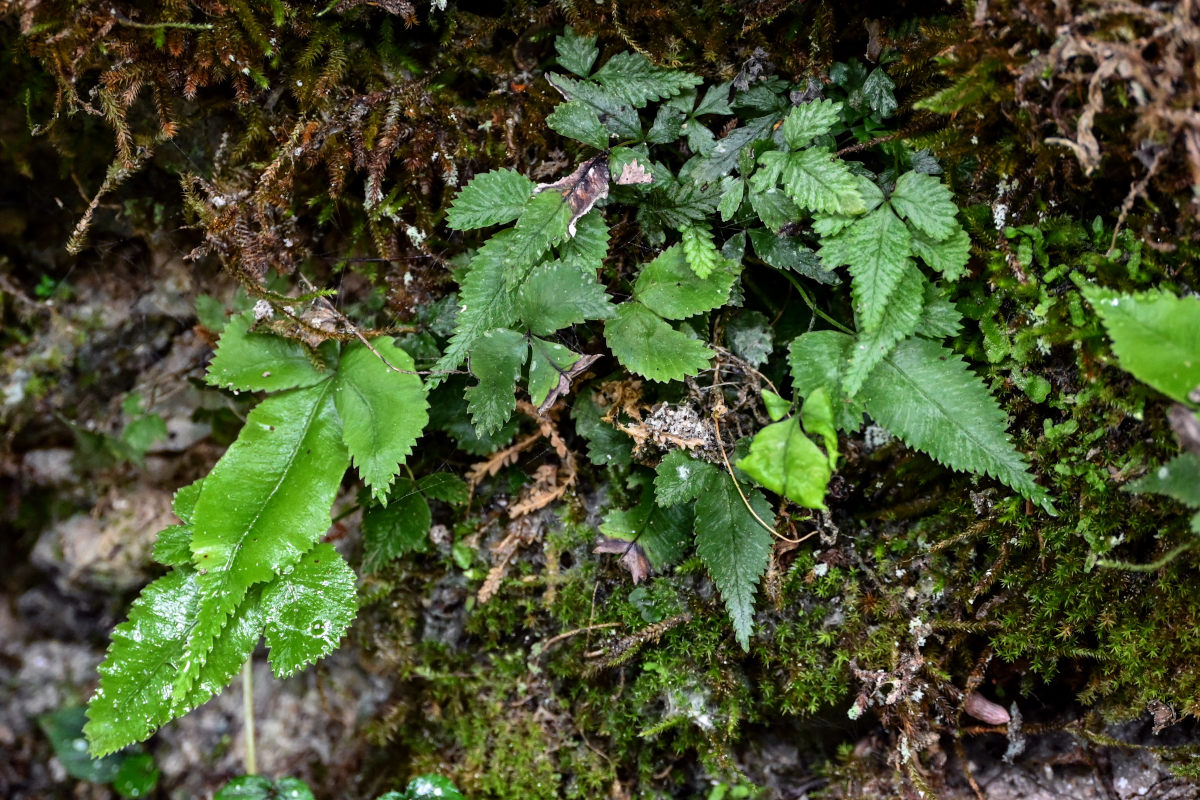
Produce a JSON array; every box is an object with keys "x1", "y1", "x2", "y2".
[{"x1": 4, "y1": 1, "x2": 1200, "y2": 798}]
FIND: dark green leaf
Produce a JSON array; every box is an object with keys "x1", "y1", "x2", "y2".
[
  {"x1": 654, "y1": 449, "x2": 719, "y2": 506},
  {"x1": 747, "y1": 229, "x2": 835, "y2": 283},
  {"x1": 788, "y1": 330, "x2": 864, "y2": 432},
  {"x1": 1125, "y1": 453, "x2": 1200, "y2": 507},
  {"x1": 527, "y1": 338, "x2": 583, "y2": 409},
  {"x1": 782, "y1": 99, "x2": 842, "y2": 148},
  {"x1": 890, "y1": 171, "x2": 958, "y2": 240},
  {"x1": 363, "y1": 478, "x2": 432, "y2": 573},
  {"x1": 694, "y1": 472, "x2": 773, "y2": 650},
  {"x1": 39, "y1": 707, "x2": 122, "y2": 782},
  {"x1": 555, "y1": 26, "x2": 599, "y2": 77},
  {"x1": 405, "y1": 775, "x2": 466, "y2": 800},
  {"x1": 862, "y1": 68, "x2": 897, "y2": 117},
  {"x1": 726, "y1": 310, "x2": 775, "y2": 368},
  {"x1": 600, "y1": 491, "x2": 692, "y2": 569},
  {"x1": 843, "y1": 265, "x2": 925, "y2": 397},
  {"x1": 546, "y1": 100, "x2": 610, "y2": 150},
  {"x1": 748, "y1": 186, "x2": 801, "y2": 232},
  {"x1": 910, "y1": 226, "x2": 971, "y2": 280},
  {"x1": 517, "y1": 259, "x2": 614, "y2": 336},
  {"x1": 592, "y1": 51, "x2": 702, "y2": 107},
  {"x1": 417, "y1": 472, "x2": 470, "y2": 506},
  {"x1": 464, "y1": 328, "x2": 528, "y2": 435},
  {"x1": 113, "y1": 752, "x2": 159, "y2": 799}
]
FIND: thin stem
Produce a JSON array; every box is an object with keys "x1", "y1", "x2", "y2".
[
  {"x1": 779, "y1": 271, "x2": 854, "y2": 335},
  {"x1": 242, "y1": 659, "x2": 257, "y2": 775}
]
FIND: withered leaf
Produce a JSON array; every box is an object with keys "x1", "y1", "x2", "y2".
[
  {"x1": 538, "y1": 353, "x2": 602, "y2": 414},
  {"x1": 1169, "y1": 403, "x2": 1200, "y2": 456},
  {"x1": 534, "y1": 154, "x2": 610, "y2": 237},
  {"x1": 615, "y1": 159, "x2": 653, "y2": 186},
  {"x1": 593, "y1": 535, "x2": 651, "y2": 583}
]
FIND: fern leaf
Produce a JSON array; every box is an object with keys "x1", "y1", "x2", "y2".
[
  {"x1": 680, "y1": 222, "x2": 723, "y2": 279},
  {"x1": 428, "y1": 230, "x2": 520, "y2": 387},
  {"x1": 464, "y1": 328, "x2": 528, "y2": 436},
  {"x1": 175, "y1": 381, "x2": 348, "y2": 700},
  {"x1": 334, "y1": 339, "x2": 428, "y2": 503},
  {"x1": 858, "y1": 336, "x2": 1054, "y2": 513},
  {"x1": 207, "y1": 313, "x2": 332, "y2": 393},
  {"x1": 821, "y1": 206, "x2": 912, "y2": 331},
  {"x1": 693, "y1": 472, "x2": 774, "y2": 650},
  {"x1": 781, "y1": 99, "x2": 842, "y2": 148},
  {"x1": 591, "y1": 51, "x2": 702, "y2": 107},
  {"x1": 889, "y1": 171, "x2": 959, "y2": 240},
  {"x1": 843, "y1": 266, "x2": 925, "y2": 397},
  {"x1": 260, "y1": 543, "x2": 357, "y2": 678},
  {"x1": 445, "y1": 169, "x2": 534, "y2": 231},
  {"x1": 780, "y1": 147, "x2": 866, "y2": 216},
  {"x1": 910, "y1": 226, "x2": 971, "y2": 280}
]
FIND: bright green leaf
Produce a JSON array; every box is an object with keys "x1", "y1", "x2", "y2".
[
  {"x1": 910, "y1": 226, "x2": 971, "y2": 280},
  {"x1": 788, "y1": 330, "x2": 864, "y2": 432},
  {"x1": 260, "y1": 543, "x2": 357, "y2": 678},
  {"x1": 527, "y1": 338, "x2": 582, "y2": 408},
  {"x1": 207, "y1": 314, "x2": 332, "y2": 393},
  {"x1": 681, "y1": 222, "x2": 723, "y2": 279},
  {"x1": 738, "y1": 417, "x2": 831, "y2": 509},
  {"x1": 517, "y1": 259, "x2": 614, "y2": 336},
  {"x1": 782, "y1": 99, "x2": 841, "y2": 148},
  {"x1": 780, "y1": 147, "x2": 866, "y2": 215},
  {"x1": 821, "y1": 205, "x2": 912, "y2": 332},
  {"x1": 546, "y1": 99, "x2": 609, "y2": 150},
  {"x1": 153, "y1": 524, "x2": 193, "y2": 568},
  {"x1": 843, "y1": 265, "x2": 925, "y2": 397},
  {"x1": 800, "y1": 387, "x2": 838, "y2": 468},
  {"x1": 445, "y1": 169, "x2": 534, "y2": 231},
  {"x1": 634, "y1": 244, "x2": 737, "y2": 320},
  {"x1": 591, "y1": 51, "x2": 702, "y2": 107},
  {"x1": 889, "y1": 171, "x2": 959, "y2": 240},
  {"x1": 335, "y1": 339, "x2": 428, "y2": 503},
  {"x1": 717, "y1": 177, "x2": 744, "y2": 221},
  {"x1": 1082, "y1": 287, "x2": 1200, "y2": 404},
  {"x1": 762, "y1": 389, "x2": 791, "y2": 422}
]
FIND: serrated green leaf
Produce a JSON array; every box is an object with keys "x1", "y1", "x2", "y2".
[
  {"x1": 172, "y1": 478, "x2": 203, "y2": 524},
  {"x1": 445, "y1": 168, "x2": 534, "y2": 231},
  {"x1": 916, "y1": 283, "x2": 964, "y2": 338},
  {"x1": 429, "y1": 229, "x2": 521, "y2": 388},
  {"x1": 738, "y1": 417, "x2": 831, "y2": 509},
  {"x1": 821, "y1": 206, "x2": 912, "y2": 332},
  {"x1": 646, "y1": 105, "x2": 685, "y2": 144},
  {"x1": 216, "y1": 776, "x2": 314, "y2": 800},
  {"x1": 112, "y1": 752, "x2": 159, "y2": 798},
  {"x1": 334, "y1": 339, "x2": 427, "y2": 503},
  {"x1": 546, "y1": 74, "x2": 642, "y2": 141},
  {"x1": 748, "y1": 186, "x2": 801, "y2": 232},
  {"x1": 1126, "y1": 453, "x2": 1200, "y2": 507},
  {"x1": 858, "y1": 336, "x2": 1053, "y2": 513},
  {"x1": 555, "y1": 26, "x2": 598, "y2": 77},
  {"x1": 862, "y1": 68, "x2": 897, "y2": 117},
  {"x1": 654, "y1": 449, "x2": 720, "y2": 506},
  {"x1": 153, "y1": 524, "x2": 194, "y2": 567},
  {"x1": 599, "y1": 491, "x2": 692, "y2": 569},
  {"x1": 527, "y1": 338, "x2": 582, "y2": 408},
  {"x1": 890, "y1": 171, "x2": 959, "y2": 240},
  {"x1": 782, "y1": 99, "x2": 842, "y2": 148},
  {"x1": 780, "y1": 147, "x2": 866, "y2": 215},
  {"x1": 176, "y1": 381, "x2": 347, "y2": 701},
  {"x1": 788, "y1": 330, "x2": 865, "y2": 432},
  {"x1": 910, "y1": 226, "x2": 971, "y2": 280},
  {"x1": 1082, "y1": 287, "x2": 1200, "y2": 404},
  {"x1": 747, "y1": 228, "x2": 835, "y2": 283},
  {"x1": 206, "y1": 314, "x2": 332, "y2": 393},
  {"x1": 591, "y1": 51, "x2": 702, "y2": 107},
  {"x1": 556, "y1": 210, "x2": 610, "y2": 265},
  {"x1": 417, "y1": 472, "x2": 470, "y2": 506},
  {"x1": 85, "y1": 569, "x2": 262, "y2": 756},
  {"x1": 464, "y1": 328, "x2": 528, "y2": 435},
  {"x1": 572, "y1": 389, "x2": 633, "y2": 468},
  {"x1": 362, "y1": 477, "x2": 432, "y2": 573},
  {"x1": 717, "y1": 177, "x2": 744, "y2": 221},
  {"x1": 694, "y1": 472, "x2": 773, "y2": 650},
  {"x1": 605, "y1": 302, "x2": 713, "y2": 382},
  {"x1": 260, "y1": 543, "x2": 356, "y2": 678},
  {"x1": 634, "y1": 244, "x2": 737, "y2": 320},
  {"x1": 517, "y1": 259, "x2": 614, "y2": 336},
  {"x1": 844, "y1": 265, "x2": 925, "y2": 397},
  {"x1": 546, "y1": 99, "x2": 610, "y2": 150},
  {"x1": 506, "y1": 191, "x2": 575, "y2": 286},
  {"x1": 681, "y1": 222, "x2": 723, "y2": 279}
]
